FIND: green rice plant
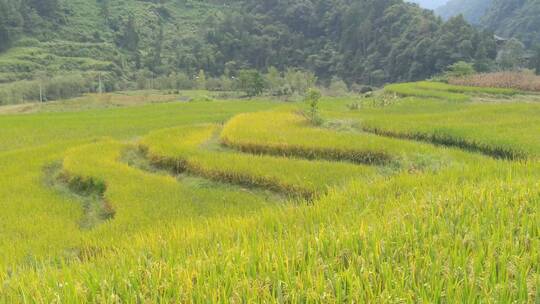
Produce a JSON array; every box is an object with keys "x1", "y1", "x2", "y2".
[
  {"x1": 384, "y1": 82, "x2": 471, "y2": 102},
  {"x1": 384, "y1": 82, "x2": 518, "y2": 102},
  {"x1": 414, "y1": 81, "x2": 519, "y2": 95},
  {"x1": 325, "y1": 83, "x2": 540, "y2": 160},
  {"x1": 61, "y1": 139, "x2": 282, "y2": 228},
  {"x1": 350, "y1": 102, "x2": 540, "y2": 160},
  {"x1": 44, "y1": 161, "x2": 114, "y2": 230},
  {"x1": 361, "y1": 124, "x2": 527, "y2": 160},
  {"x1": 1, "y1": 157, "x2": 538, "y2": 302},
  {"x1": 140, "y1": 125, "x2": 379, "y2": 199},
  {"x1": 0, "y1": 85, "x2": 539, "y2": 302},
  {"x1": 221, "y1": 110, "x2": 482, "y2": 168},
  {"x1": 0, "y1": 99, "x2": 278, "y2": 152}
]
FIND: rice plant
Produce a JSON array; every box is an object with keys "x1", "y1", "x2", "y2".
[{"x1": 0, "y1": 86, "x2": 538, "y2": 302}]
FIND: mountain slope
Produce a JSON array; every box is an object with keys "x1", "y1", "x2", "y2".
[
  {"x1": 0, "y1": 0, "x2": 496, "y2": 94},
  {"x1": 0, "y1": 0, "x2": 233, "y2": 83},
  {"x1": 206, "y1": 0, "x2": 496, "y2": 83},
  {"x1": 436, "y1": 0, "x2": 492, "y2": 24},
  {"x1": 435, "y1": 0, "x2": 540, "y2": 47},
  {"x1": 408, "y1": 0, "x2": 448, "y2": 10},
  {"x1": 482, "y1": 0, "x2": 540, "y2": 46}
]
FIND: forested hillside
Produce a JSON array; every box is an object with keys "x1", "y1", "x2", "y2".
[
  {"x1": 408, "y1": 0, "x2": 448, "y2": 9},
  {"x1": 482, "y1": 0, "x2": 540, "y2": 47},
  {"x1": 436, "y1": 0, "x2": 492, "y2": 24},
  {"x1": 0, "y1": 0, "x2": 497, "y2": 91},
  {"x1": 0, "y1": 0, "x2": 233, "y2": 85},
  {"x1": 436, "y1": 0, "x2": 540, "y2": 47},
  {"x1": 208, "y1": 0, "x2": 500, "y2": 85}
]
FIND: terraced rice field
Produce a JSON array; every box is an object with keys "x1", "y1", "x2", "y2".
[{"x1": 0, "y1": 83, "x2": 539, "y2": 302}]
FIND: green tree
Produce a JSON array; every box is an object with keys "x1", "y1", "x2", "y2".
[
  {"x1": 98, "y1": 0, "x2": 111, "y2": 25},
  {"x1": 284, "y1": 69, "x2": 317, "y2": 95},
  {"x1": 0, "y1": 0, "x2": 14, "y2": 51},
  {"x1": 0, "y1": 16, "x2": 9, "y2": 52},
  {"x1": 304, "y1": 88, "x2": 322, "y2": 125},
  {"x1": 533, "y1": 45, "x2": 540, "y2": 75},
  {"x1": 237, "y1": 70, "x2": 265, "y2": 97},
  {"x1": 482, "y1": 0, "x2": 540, "y2": 47},
  {"x1": 116, "y1": 15, "x2": 139, "y2": 52},
  {"x1": 446, "y1": 61, "x2": 476, "y2": 78},
  {"x1": 497, "y1": 38, "x2": 526, "y2": 71},
  {"x1": 147, "y1": 22, "x2": 165, "y2": 73},
  {"x1": 265, "y1": 67, "x2": 285, "y2": 96},
  {"x1": 328, "y1": 76, "x2": 348, "y2": 96},
  {"x1": 197, "y1": 70, "x2": 207, "y2": 90},
  {"x1": 27, "y1": 0, "x2": 59, "y2": 18}
]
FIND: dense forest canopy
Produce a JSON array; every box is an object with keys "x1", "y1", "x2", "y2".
[
  {"x1": 204, "y1": 0, "x2": 496, "y2": 84},
  {"x1": 0, "y1": 0, "x2": 498, "y2": 86},
  {"x1": 482, "y1": 0, "x2": 540, "y2": 47},
  {"x1": 0, "y1": 0, "x2": 537, "y2": 98},
  {"x1": 436, "y1": 0, "x2": 540, "y2": 47}
]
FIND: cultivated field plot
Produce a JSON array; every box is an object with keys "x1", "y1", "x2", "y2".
[{"x1": 0, "y1": 83, "x2": 539, "y2": 302}]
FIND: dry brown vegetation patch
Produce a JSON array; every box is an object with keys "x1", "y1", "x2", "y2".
[{"x1": 449, "y1": 72, "x2": 540, "y2": 92}]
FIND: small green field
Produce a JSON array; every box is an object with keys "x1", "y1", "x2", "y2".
[{"x1": 0, "y1": 83, "x2": 539, "y2": 302}]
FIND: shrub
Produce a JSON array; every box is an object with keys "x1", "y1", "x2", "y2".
[
  {"x1": 284, "y1": 69, "x2": 317, "y2": 95},
  {"x1": 205, "y1": 76, "x2": 234, "y2": 91},
  {"x1": 446, "y1": 61, "x2": 476, "y2": 78},
  {"x1": 326, "y1": 76, "x2": 349, "y2": 96},
  {"x1": 303, "y1": 88, "x2": 323, "y2": 125},
  {"x1": 347, "y1": 101, "x2": 360, "y2": 111},
  {"x1": 237, "y1": 69, "x2": 265, "y2": 97},
  {"x1": 265, "y1": 66, "x2": 286, "y2": 96},
  {"x1": 196, "y1": 70, "x2": 207, "y2": 90},
  {"x1": 359, "y1": 86, "x2": 373, "y2": 94},
  {"x1": 0, "y1": 73, "x2": 97, "y2": 105}
]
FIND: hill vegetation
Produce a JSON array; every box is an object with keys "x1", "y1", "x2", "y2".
[
  {"x1": 436, "y1": 0, "x2": 492, "y2": 24},
  {"x1": 205, "y1": 0, "x2": 497, "y2": 85},
  {"x1": 482, "y1": 0, "x2": 540, "y2": 47},
  {"x1": 0, "y1": 0, "x2": 500, "y2": 105},
  {"x1": 437, "y1": 0, "x2": 540, "y2": 47}
]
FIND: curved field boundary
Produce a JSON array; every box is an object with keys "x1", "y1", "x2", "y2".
[
  {"x1": 220, "y1": 111, "x2": 391, "y2": 165},
  {"x1": 220, "y1": 139, "x2": 392, "y2": 165},
  {"x1": 140, "y1": 125, "x2": 379, "y2": 200},
  {"x1": 120, "y1": 145, "x2": 288, "y2": 203},
  {"x1": 60, "y1": 139, "x2": 286, "y2": 231},
  {"x1": 361, "y1": 125, "x2": 527, "y2": 160},
  {"x1": 219, "y1": 111, "x2": 485, "y2": 172},
  {"x1": 57, "y1": 170, "x2": 116, "y2": 229},
  {"x1": 140, "y1": 144, "x2": 316, "y2": 200},
  {"x1": 43, "y1": 161, "x2": 115, "y2": 230}
]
